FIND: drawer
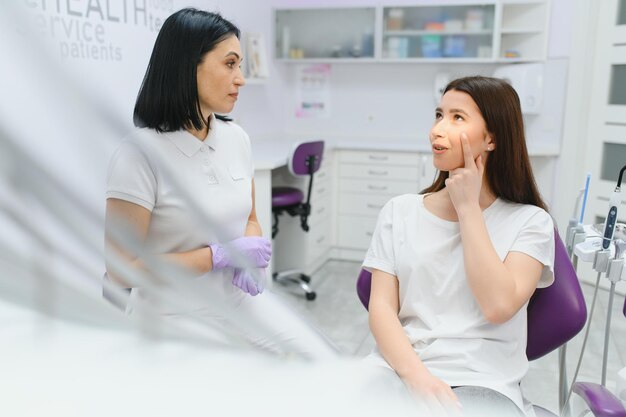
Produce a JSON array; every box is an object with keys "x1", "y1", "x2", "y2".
[
  {"x1": 314, "y1": 168, "x2": 331, "y2": 183},
  {"x1": 339, "y1": 163, "x2": 419, "y2": 181},
  {"x1": 307, "y1": 219, "x2": 332, "y2": 261},
  {"x1": 312, "y1": 179, "x2": 331, "y2": 199},
  {"x1": 339, "y1": 178, "x2": 419, "y2": 195},
  {"x1": 338, "y1": 193, "x2": 392, "y2": 216},
  {"x1": 338, "y1": 150, "x2": 419, "y2": 166},
  {"x1": 309, "y1": 196, "x2": 331, "y2": 225},
  {"x1": 337, "y1": 215, "x2": 377, "y2": 249}
]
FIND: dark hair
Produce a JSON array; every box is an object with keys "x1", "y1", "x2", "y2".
[
  {"x1": 421, "y1": 76, "x2": 548, "y2": 211},
  {"x1": 133, "y1": 8, "x2": 240, "y2": 132}
]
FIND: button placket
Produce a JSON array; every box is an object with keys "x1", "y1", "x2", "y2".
[{"x1": 202, "y1": 148, "x2": 218, "y2": 185}]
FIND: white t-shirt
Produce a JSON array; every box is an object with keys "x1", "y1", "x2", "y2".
[
  {"x1": 106, "y1": 116, "x2": 254, "y2": 313},
  {"x1": 363, "y1": 193, "x2": 555, "y2": 416}
]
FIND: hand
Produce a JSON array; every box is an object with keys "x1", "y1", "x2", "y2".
[
  {"x1": 232, "y1": 268, "x2": 266, "y2": 296},
  {"x1": 210, "y1": 236, "x2": 272, "y2": 270},
  {"x1": 402, "y1": 372, "x2": 461, "y2": 417},
  {"x1": 445, "y1": 132, "x2": 484, "y2": 215}
]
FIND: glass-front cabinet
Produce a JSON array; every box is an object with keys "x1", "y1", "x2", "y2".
[
  {"x1": 382, "y1": 5, "x2": 495, "y2": 60},
  {"x1": 275, "y1": 8, "x2": 376, "y2": 60},
  {"x1": 274, "y1": 1, "x2": 549, "y2": 63}
]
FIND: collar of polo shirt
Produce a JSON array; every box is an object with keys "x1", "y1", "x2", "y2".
[{"x1": 165, "y1": 113, "x2": 219, "y2": 157}]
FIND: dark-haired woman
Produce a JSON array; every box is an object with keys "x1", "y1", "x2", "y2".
[
  {"x1": 364, "y1": 76, "x2": 554, "y2": 417},
  {"x1": 105, "y1": 9, "x2": 335, "y2": 358}
]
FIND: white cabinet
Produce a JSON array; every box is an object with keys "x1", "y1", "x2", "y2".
[
  {"x1": 274, "y1": 8, "x2": 376, "y2": 60},
  {"x1": 584, "y1": 0, "x2": 626, "y2": 228},
  {"x1": 274, "y1": 1, "x2": 550, "y2": 63},
  {"x1": 335, "y1": 150, "x2": 433, "y2": 261},
  {"x1": 272, "y1": 151, "x2": 333, "y2": 275}
]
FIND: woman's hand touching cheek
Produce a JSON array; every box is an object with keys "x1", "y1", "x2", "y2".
[{"x1": 445, "y1": 132, "x2": 484, "y2": 216}]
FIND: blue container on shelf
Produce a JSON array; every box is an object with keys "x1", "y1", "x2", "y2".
[
  {"x1": 443, "y1": 35, "x2": 466, "y2": 57},
  {"x1": 421, "y1": 35, "x2": 441, "y2": 58}
]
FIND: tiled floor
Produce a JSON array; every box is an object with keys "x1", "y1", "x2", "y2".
[{"x1": 273, "y1": 260, "x2": 626, "y2": 414}]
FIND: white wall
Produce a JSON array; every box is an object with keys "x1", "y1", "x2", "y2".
[{"x1": 0, "y1": 0, "x2": 578, "y2": 295}]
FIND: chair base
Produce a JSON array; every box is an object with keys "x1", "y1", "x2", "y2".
[{"x1": 273, "y1": 269, "x2": 316, "y2": 301}]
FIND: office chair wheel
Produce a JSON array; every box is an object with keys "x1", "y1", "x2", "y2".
[{"x1": 305, "y1": 291, "x2": 316, "y2": 301}]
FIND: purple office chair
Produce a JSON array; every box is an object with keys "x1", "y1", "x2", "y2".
[
  {"x1": 356, "y1": 232, "x2": 626, "y2": 417},
  {"x1": 272, "y1": 140, "x2": 324, "y2": 301}
]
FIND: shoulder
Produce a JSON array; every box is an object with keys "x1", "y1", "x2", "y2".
[
  {"x1": 498, "y1": 199, "x2": 550, "y2": 219},
  {"x1": 118, "y1": 127, "x2": 163, "y2": 151},
  {"x1": 496, "y1": 200, "x2": 553, "y2": 231},
  {"x1": 382, "y1": 194, "x2": 421, "y2": 216},
  {"x1": 110, "y1": 128, "x2": 164, "y2": 168},
  {"x1": 215, "y1": 118, "x2": 251, "y2": 149},
  {"x1": 216, "y1": 118, "x2": 248, "y2": 138}
]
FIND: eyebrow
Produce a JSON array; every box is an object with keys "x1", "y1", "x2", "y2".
[
  {"x1": 435, "y1": 107, "x2": 470, "y2": 116},
  {"x1": 225, "y1": 51, "x2": 241, "y2": 60}
]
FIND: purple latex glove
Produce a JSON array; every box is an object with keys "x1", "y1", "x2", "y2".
[
  {"x1": 232, "y1": 268, "x2": 266, "y2": 296},
  {"x1": 210, "y1": 236, "x2": 272, "y2": 270}
]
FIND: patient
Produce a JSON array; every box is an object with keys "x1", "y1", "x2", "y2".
[{"x1": 363, "y1": 76, "x2": 554, "y2": 417}]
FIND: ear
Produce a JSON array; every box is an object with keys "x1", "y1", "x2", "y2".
[{"x1": 484, "y1": 132, "x2": 495, "y2": 151}]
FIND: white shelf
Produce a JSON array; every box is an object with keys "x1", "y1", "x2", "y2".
[
  {"x1": 384, "y1": 29, "x2": 492, "y2": 36},
  {"x1": 500, "y1": 28, "x2": 543, "y2": 34},
  {"x1": 276, "y1": 58, "x2": 378, "y2": 64}
]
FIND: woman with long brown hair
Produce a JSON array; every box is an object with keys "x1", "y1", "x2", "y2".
[{"x1": 364, "y1": 76, "x2": 554, "y2": 417}]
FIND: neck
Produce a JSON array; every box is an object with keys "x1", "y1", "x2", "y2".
[
  {"x1": 186, "y1": 112, "x2": 212, "y2": 141},
  {"x1": 443, "y1": 178, "x2": 497, "y2": 209}
]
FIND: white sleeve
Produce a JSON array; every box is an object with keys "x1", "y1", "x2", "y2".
[
  {"x1": 242, "y1": 130, "x2": 255, "y2": 177},
  {"x1": 510, "y1": 210, "x2": 555, "y2": 288},
  {"x1": 106, "y1": 141, "x2": 157, "y2": 212},
  {"x1": 362, "y1": 199, "x2": 396, "y2": 276}
]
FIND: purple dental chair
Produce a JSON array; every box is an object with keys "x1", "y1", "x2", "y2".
[
  {"x1": 356, "y1": 232, "x2": 626, "y2": 417},
  {"x1": 271, "y1": 140, "x2": 324, "y2": 301}
]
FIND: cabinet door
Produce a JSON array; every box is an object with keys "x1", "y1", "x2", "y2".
[
  {"x1": 275, "y1": 8, "x2": 376, "y2": 60},
  {"x1": 585, "y1": 0, "x2": 626, "y2": 228},
  {"x1": 499, "y1": 1, "x2": 549, "y2": 61},
  {"x1": 382, "y1": 4, "x2": 495, "y2": 60}
]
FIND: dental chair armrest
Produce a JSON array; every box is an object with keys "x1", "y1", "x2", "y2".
[{"x1": 573, "y1": 382, "x2": 626, "y2": 417}]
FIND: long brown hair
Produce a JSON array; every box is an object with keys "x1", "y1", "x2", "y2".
[{"x1": 421, "y1": 76, "x2": 548, "y2": 211}]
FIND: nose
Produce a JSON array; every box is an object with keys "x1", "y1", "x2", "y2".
[
  {"x1": 234, "y1": 68, "x2": 246, "y2": 87},
  {"x1": 430, "y1": 119, "x2": 447, "y2": 140}
]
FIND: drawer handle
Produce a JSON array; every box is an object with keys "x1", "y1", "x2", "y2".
[
  {"x1": 367, "y1": 185, "x2": 388, "y2": 191},
  {"x1": 316, "y1": 187, "x2": 326, "y2": 194},
  {"x1": 367, "y1": 203, "x2": 384, "y2": 209},
  {"x1": 316, "y1": 207, "x2": 325, "y2": 215},
  {"x1": 316, "y1": 235, "x2": 326, "y2": 244},
  {"x1": 365, "y1": 231, "x2": 374, "y2": 237},
  {"x1": 368, "y1": 170, "x2": 388, "y2": 176},
  {"x1": 368, "y1": 155, "x2": 389, "y2": 161}
]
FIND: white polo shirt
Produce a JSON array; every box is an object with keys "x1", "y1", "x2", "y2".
[
  {"x1": 363, "y1": 194, "x2": 554, "y2": 416},
  {"x1": 106, "y1": 115, "x2": 254, "y2": 313}
]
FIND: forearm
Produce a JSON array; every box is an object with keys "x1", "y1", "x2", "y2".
[
  {"x1": 106, "y1": 246, "x2": 213, "y2": 288},
  {"x1": 458, "y1": 205, "x2": 516, "y2": 320},
  {"x1": 369, "y1": 303, "x2": 429, "y2": 379},
  {"x1": 244, "y1": 219, "x2": 262, "y2": 237}
]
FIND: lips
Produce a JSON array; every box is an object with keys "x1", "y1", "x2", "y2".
[
  {"x1": 229, "y1": 93, "x2": 239, "y2": 99},
  {"x1": 432, "y1": 143, "x2": 449, "y2": 154}
]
